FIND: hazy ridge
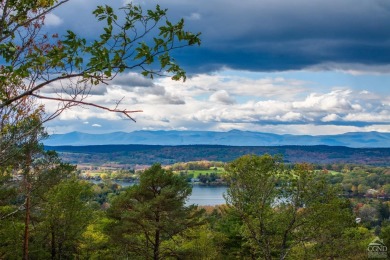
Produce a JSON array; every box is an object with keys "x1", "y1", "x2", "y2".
[{"x1": 44, "y1": 130, "x2": 390, "y2": 148}]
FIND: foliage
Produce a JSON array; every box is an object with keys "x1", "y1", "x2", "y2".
[
  {"x1": 0, "y1": 1, "x2": 200, "y2": 116},
  {"x1": 225, "y1": 154, "x2": 358, "y2": 259},
  {"x1": 165, "y1": 224, "x2": 222, "y2": 259},
  {"x1": 0, "y1": 1, "x2": 202, "y2": 257},
  {"x1": 30, "y1": 178, "x2": 94, "y2": 259},
  {"x1": 106, "y1": 164, "x2": 204, "y2": 259},
  {"x1": 0, "y1": 1, "x2": 201, "y2": 183},
  {"x1": 79, "y1": 215, "x2": 113, "y2": 259},
  {"x1": 170, "y1": 161, "x2": 225, "y2": 171},
  {"x1": 0, "y1": 149, "x2": 84, "y2": 258}
]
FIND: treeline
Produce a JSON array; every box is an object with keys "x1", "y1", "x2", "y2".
[
  {"x1": 2, "y1": 152, "x2": 390, "y2": 259},
  {"x1": 169, "y1": 160, "x2": 224, "y2": 171},
  {"x1": 48, "y1": 144, "x2": 390, "y2": 166}
]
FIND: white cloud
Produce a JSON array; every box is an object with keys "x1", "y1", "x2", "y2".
[
  {"x1": 253, "y1": 100, "x2": 291, "y2": 115},
  {"x1": 41, "y1": 69, "x2": 390, "y2": 135},
  {"x1": 343, "y1": 112, "x2": 390, "y2": 122},
  {"x1": 277, "y1": 111, "x2": 303, "y2": 122},
  {"x1": 185, "y1": 12, "x2": 201, "y2": 21},
  {"x1": 292, "y1": 90, "x2": 355, "y2": 112},
  {"x1": 209, "y1": 90, "x2": 235, "y2": 104},
  {"x1": 92, "y1": 124, "x2": 102, "y2": 127},
  {"x1": 157, "y1": 73, "x2": 308, "y2": 101},
  {"x1": 45, "y1": 13, "x2": 63, "y2": 26},
  {"x1": 321, "y1": 114, "x2": 340, "y2": 122}
]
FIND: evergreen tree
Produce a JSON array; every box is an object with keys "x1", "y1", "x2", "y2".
[{"x1": 107, "y1": 164, "x2": 203, "y2": 259}]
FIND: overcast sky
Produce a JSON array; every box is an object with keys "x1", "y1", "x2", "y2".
[{"x1": 43, "y1": 0, "x2": 390, "y2": 135}]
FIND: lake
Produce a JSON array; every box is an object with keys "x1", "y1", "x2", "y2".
[
  {"x1": 90, "y1": 180, "x2": 227, "y2": 206},
  {"x1": 188, "y1": 185, "x2": 227, "y2": 206}
]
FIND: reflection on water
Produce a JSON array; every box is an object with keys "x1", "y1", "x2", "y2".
[{"x1": 89, "y1": 180, "x2": 227, "y2": 206}]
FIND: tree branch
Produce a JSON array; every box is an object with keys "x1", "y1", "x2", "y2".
[
  {"x1": 0, "y1": 71, "x2": 96, "y2": 109},
  {"x1": 31, "y1": 93, "x2": 142, "y2": 122},
  {"x1": 0, "y1": 0, "x2": 70, "y2": 42}
]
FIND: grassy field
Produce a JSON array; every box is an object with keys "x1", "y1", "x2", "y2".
[
  {"x1": 176, "y1": 167, "x2": 225, "y2": 178},
  {"x1": 314, "y1": 169, "x2": 341, "y2": 175}
]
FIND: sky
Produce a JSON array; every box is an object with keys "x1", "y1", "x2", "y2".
[{"x1": 43, "y1": 0, "x2": 390, "y2": 135}]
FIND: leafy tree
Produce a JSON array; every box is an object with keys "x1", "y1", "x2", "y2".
[
  {"x1": 106, "y1": 164, "x2": 203, "y2": 260},
  {"x1": 210, "y1": 207, "x2": 254, "y2": 259},
  {"x1": 79, "y1": 215, "x2": 113, "y2": 259},
  {"x1": 378, "y1": 202, "x2": 390, "y2": 223},
  {"x1": 225, "y1": 154, "x2": 356, "y2": 260},
  {"x1": 0, "y1": 1, "x2": 200, "y2": 118},
  {"x1": 30, "y1": 178, "x2": 94, "y2": 259},
  {"x1": 383, "y1": 184, "x2": 390, "y2": 196},
  {"x1": 357, "y1": 184, "x2": 369, "y2": 195},
  {"x1": 225, "y1": 154, "x2": 286, "y2": 259},
  {"x1": 380, "y1": 222, "x2": 390, "y2": 257},
  {"x1": 359, "y1": 204, "x2": 378, "y2": 223},
  {"x1": 0, "y1": 1, "x2": 201, "y2": 184},
  {"x1": 165, "y1": 224, "x2": 221, "y2": 259},
  {"x1": 294, "y1": 226, "x2": 373, "y2": 260},
  {"x1": 0, "y1": 2, "x2": 200, "y2": 257},
  {"x1": 0, "y1": 145, "x2": 75, "y2": 259}
]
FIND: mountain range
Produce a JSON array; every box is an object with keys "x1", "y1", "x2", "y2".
[{"x1": 43, "y1": 130, "x2": 390, "y2": 148}]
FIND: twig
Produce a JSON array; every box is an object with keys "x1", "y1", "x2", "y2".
[{"x1": 31, "y1": 93, "x2": 142, "y2": 122}]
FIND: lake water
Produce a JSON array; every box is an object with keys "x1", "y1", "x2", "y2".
[
  {"x1": 90, "y1": 180, "x2": 227, "y2": 206},
  {"x1": 188, "y1": 185, "x2": 227, "y2": 206}
]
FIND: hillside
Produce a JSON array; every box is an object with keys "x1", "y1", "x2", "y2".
[{"x1": 45, "y1": 144, "x2": 390, "y2": 166}]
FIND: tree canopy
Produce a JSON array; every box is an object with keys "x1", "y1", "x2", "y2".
[
  {"x1": 225, "y1": 154, "x2": 357, "y2": 259},
  {"x1": 107, "y1": 164, "x2": 203, "y2": 259}
]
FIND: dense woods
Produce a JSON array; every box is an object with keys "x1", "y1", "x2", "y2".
[
  {"x1": 2, "y1": 153, "x2": 390, "y2": 259},
  {"x1": 46, "y1": 144, "x2": 390, "y2": 166}
]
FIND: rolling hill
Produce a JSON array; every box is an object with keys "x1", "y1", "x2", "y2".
[{"x1": 45, "y1": 144, "x2": 390, "y2": 166}]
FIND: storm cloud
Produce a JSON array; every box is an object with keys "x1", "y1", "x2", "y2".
[
  {"x1": 49, "y1": 0, "x2": 390, "y2": 73},
  {"x1": 140, "y1": 0, "x2": 390, "y2": 73}
]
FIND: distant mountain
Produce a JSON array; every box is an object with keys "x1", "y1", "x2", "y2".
[{"x1": 43, "y1": 130, "x2": 390, "y2": 148}]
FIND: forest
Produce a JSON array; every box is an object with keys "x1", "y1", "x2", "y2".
[
  {"x1": 2, "y1": 154, "x2": 390, "y2": 259},
  {"x1": 46, "y1": 144, "x2": 390, "y2": 166}
]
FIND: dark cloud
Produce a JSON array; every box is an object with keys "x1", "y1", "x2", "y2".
[
  {"x1": 133, "y1": 85, "x2": 186, "y2": 105},
  {"x1": 112, "y1": 72, "x2": 155, "y2": 88},
  {"x1": 40, "y1": 82, "x2": 108, "y2": 95},
  {"x1": 158, "y1": 0, "x2": 390, "y2": 73},
  {"x1": 51, "y1": 1, "x2": 390, "y2": 73},
  {"x1": 162, "y1": 97, "x2": 186, "y2": 105}
]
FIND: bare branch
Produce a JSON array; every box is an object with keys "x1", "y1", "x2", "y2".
[
  {"x1": 0, "y1": 72, "x2": 85, "y2": 109},
  {"x1": 31, "y1": 93, "x2": 142, "y2": 122}
]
